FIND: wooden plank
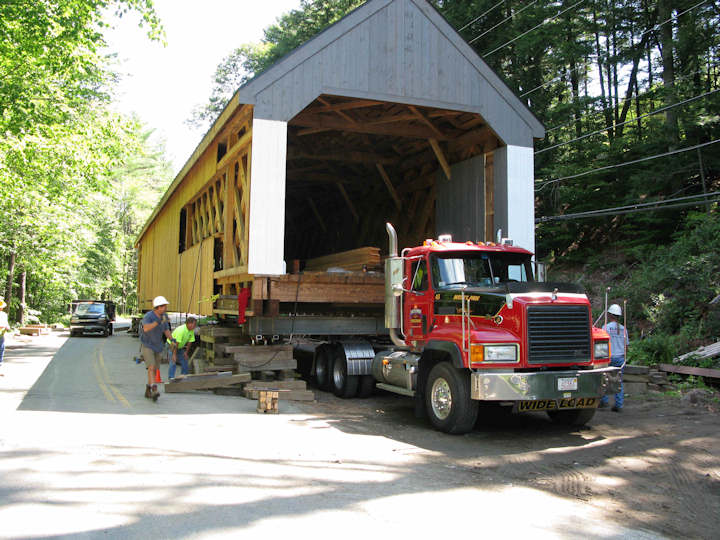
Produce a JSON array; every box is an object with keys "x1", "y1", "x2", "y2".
[
  {"x1": 246, "y1": 388, "x2": 315, "y2": 401},
  {"x1": 658, "y1": 364, "x2": 720, "y2": 379},
  {"x1": 245, "y1": 380, "x2": 307, "y2": 390},
  {"x1": 429, "y1": 138, "x2": 451, "y2": 180},
  {"x1": 164, "y1": 372, "x2": 251, "y2": 393},
  {"x1": 212, "y1": 181, "x2": 223, "y2": 232},
  {"x1": 235, "y1": 356, "x2": 297, "y2": 372},
  {"x1": 675, "y1": 341, "x2": 720, "y2": 362},
  {"x1": 267, "y1": 280, "x2": 384, "y2": 303},
  {"x1": 376, "y1": 164, "x2": 402, "y2": 210}
]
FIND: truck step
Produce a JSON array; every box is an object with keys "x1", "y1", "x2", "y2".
[{"x1": 376, "y1": 383, "x2": 415, "y2": 397}]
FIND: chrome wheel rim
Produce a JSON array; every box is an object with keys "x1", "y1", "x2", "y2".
[{"x1": 430, "y1": 377, "x2": 452, "y2": 420}]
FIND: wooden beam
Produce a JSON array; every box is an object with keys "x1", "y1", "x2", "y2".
[
  {"x1": 307, "y1": 197, "x2": 327, "y2": 232},
  {"x1": 223, "y1": 169, "x2": 235, "y2": 265},
  {"x1": 449, "y1": 126, "x2": 494, "y2": 154},
  {"x1": 212, "y1": 182, "x2": 223, "y2": 232},
  {"x1": 484, "y1": 151, "x2": 495, "y2": 243},
  {"x1": 287, "y1": 148, "x2": 398, "y2": 165},
  {"x1": 291, "y1": 114, "x2": 452, "y2": 140},
  {"x1": 336, "y1": 182, "x2": 359, "y2": 223},
  {"x1": 308, "y1": 98, "x2": 384, "y2": 113},
  {"x1": 659, "y1": 363, "x2": 720, "y2": 379},
  {"x1": 318, "y1": 96, "x2": 357, "y2": 125},
  {"x1": 429, "y1": 139, "x2": 451, "y2": 180},
  {"x1": 213, "y1": 266, "x2": 250, "y2": 280},
  {"x1": 408, "y1": 105, "x2": 445, "y2": 139},
  {"x1": 217, "y1": 127, "x2": 252, "y2": 172},
  {"x1": 376, "y1": 164, "x2": 402, "y2": 210}
]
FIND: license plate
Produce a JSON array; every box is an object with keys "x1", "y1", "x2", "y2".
[{"x1": 557, "y1": 377, "x2": 578, "y2": 391}]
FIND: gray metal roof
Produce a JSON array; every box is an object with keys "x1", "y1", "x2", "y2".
[{"x1": 235, "y1": 0, "x2": 545, "y2": 146}]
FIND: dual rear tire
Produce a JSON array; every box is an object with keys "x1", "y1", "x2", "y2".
[{"x1": 314, "y1": 345, "x2": 374, "y2": 399}]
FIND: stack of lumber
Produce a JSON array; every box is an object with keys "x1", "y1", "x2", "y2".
[
  {"x1": 195, "y1": 325, "x2": 315, "y2": 401},
  {"x1": 673, "y1": 341, "x2": 720, "y2": 365},
  {"x1": 19, "y1": 325, "x2": 51, "y2": 336},
  {"x1": 304, "y1": 247, "x2": 381, "y2": 272},
  {"x1": 198, "y1": 326, "x2": 247, "y2": 373}
]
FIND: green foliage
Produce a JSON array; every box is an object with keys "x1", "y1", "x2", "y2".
[{"x1": 0, "y1": 0, "x2": 170, "y2": 323}]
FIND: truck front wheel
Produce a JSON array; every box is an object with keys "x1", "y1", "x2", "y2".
[
  {"x1": 425, "y1": 362, "x2": 478, "y2": 434},
  {"x1": 547, "y1": 407, "x2": 596, "y2": 426}
]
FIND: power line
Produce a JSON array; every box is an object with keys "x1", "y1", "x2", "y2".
[
  {"x1": 519, "y1": 0, "x2": 709, "y2": 100},
  {"x1": 483, "y1": 1, "x2": 584, "y2": 57},
  {"x1": 536, "y1": 191, "x2": 720, "y2": 222},
  {"x1": 536, "y1": 87, "x2": 720, "y2": 154},
  {"x1": 468, "y1": 0, "x2": 541, "y2": 45},
  {"x1": 520, "y1": 60, "x2": 591, "y2": 97},
  {"x1": 545, "y1": 60, "x2": 720, "y2": 133},
  {"x1": 459, "y1": 0, "x2": 506, "y2": 33},
  {"x1": 535, "y1": 139, "x2": 720, "y2": 189}
]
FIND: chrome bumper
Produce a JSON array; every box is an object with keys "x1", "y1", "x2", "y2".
[{"x1": 470, "y1": 366, "x2": 622, "y2": 401}]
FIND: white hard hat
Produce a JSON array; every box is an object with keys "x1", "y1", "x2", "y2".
[
  {"x1": 608, "y1": 304, "x2": 622, "y2": 316},
  {"x1": 153, "y1": 295, "x2": 170, "y2": 308}
]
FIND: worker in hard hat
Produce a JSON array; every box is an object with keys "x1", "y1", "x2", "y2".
[
  {"x1": 140, "y1": 295, "x2": 176, "y2": 400},
  {"x1": 599, "y1": 303, "x2": 629, "y2": 412}
]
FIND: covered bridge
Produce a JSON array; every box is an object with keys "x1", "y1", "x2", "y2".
[{"x1": 135, "y1": 0, "x2": 545, "y2": 316}]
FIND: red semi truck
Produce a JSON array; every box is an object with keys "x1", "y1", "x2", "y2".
[{"x1": 298, "y1": 223, "x2": 621, "y2": 434}]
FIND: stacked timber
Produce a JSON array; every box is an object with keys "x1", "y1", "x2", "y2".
[
  {"x1": 165, "y1": 371, "x2": 251, "y2": 393},
  {"x1": 19, "y1": 325, "x2": 51, "y2": 336},
  {"x1": 195, "y1": 325, "x2": 315, "y2": 401},
  {"x1": 304, "y1": 247, "x2": 381, "y2": 272}
]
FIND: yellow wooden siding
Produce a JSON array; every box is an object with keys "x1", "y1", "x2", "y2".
[{"x1": 137, "y1": 104, "x2": 254, "y2": 314}]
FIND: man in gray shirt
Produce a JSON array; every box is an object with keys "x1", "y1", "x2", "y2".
[{"x1": 141, "y1": 295, "x2": 176, "y2": 400}]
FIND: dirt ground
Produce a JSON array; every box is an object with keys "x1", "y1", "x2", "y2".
[{"x1": 298, "y1": 385, "x2": 720, "y2": 539}]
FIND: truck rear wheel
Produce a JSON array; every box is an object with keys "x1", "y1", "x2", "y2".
[
  {"x1": 425, "y1": 362, "x2": 478, "y2": 434},
  {"x1": 331, "y1": 348, "x2": 358, "y2": 398},
  {"x1": 314, "y1": 347, "x2": 332, "y2": 391},
  {"x1": 547, "y1": 407, "x2": 596, "y2": 426}
]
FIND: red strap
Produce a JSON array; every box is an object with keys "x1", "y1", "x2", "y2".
[{"x1": 237, "y1": 287, "x2": 251, "y2": 325}]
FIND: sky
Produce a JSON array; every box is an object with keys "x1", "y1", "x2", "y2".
[{"x1": 104, "y1": 0, "x2": 302, "y2": 176}]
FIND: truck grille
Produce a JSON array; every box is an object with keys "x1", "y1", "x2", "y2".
[{"x1": 527, "y1": 305, "x2": 591, "y2": 364}]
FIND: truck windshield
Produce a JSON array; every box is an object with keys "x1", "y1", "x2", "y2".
[
  {"x1": 430, "y1": 252, "x2": 534, "y2": 289},
  {"x1": 75, "y1": 303, "x2": 105, "y2": 315}
]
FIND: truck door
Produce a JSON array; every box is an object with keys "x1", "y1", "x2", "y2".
[{"x1": 405, "y1": 258, "x2": 433, "y2": 344}]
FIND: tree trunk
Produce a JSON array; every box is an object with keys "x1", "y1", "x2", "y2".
[
  {"x1": 658, "y1": 0, "x2": 679, "y2": 143},
  {"x1": 17, "y1": 269, "x2": 26, "y2": 325},
  {"x1": 4, "y1": 251, "x2": 15, "y2": 309},
  {"x1": 594, "y1": 9, "x2": 613, "y2": 139}
]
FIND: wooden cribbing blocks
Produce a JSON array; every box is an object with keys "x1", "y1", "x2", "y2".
[
  {"x1": 228, "y1": 345, "x2": 297, "y2": 371},
  {"x1": 164, "y1": 372, "x2": 251, "y2": 393},
  {"x1": 257, "y1": 390, "x2": 279, "y2": 414}
]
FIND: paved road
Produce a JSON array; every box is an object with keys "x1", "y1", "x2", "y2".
[{"x1": 0, "y1": 331, "x2": 666, "y2": 539}]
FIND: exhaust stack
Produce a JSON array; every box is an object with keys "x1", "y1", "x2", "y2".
[{"x1": 385, "y1": 223, "x2": 406, "y2": 348}]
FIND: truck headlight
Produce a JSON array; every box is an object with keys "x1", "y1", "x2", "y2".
[
  {"x1": 484, "y1": 345, "x2": 518, "y2": 362},
  {"x1": 594, "y1": 341, "x2": 609, "y2": 360}
]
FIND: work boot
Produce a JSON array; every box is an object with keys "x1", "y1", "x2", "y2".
[
  {"x1": 144, "y1": 385, "x2": 152, "y2": 398},
  {"x1": 151, "y1": 384, "x2": 160, "y2": 401},
  {"x1": 611, "y1": 406, "x2": 622, "y2": 413}
]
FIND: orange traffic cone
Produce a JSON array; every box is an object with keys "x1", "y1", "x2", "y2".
[{"x1": 154, "y1": 367, "x2": 162, "y2": 383}]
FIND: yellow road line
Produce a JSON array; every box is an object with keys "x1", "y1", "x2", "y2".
[
  {"x1": 92, "y1": 350, "x2": 115, "y2": 403},
  {"x1": 98, "y1": 347, "x2": 131, "y2": 409}
]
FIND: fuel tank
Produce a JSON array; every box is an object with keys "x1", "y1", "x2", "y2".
[{"x1": 371, "y1": 350, "x2": 420, "y2": 391}]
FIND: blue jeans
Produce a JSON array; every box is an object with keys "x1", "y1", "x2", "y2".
[
  {"x1": 601, "y1": 356, "x2": 625, "y2": 408},
  {"x1": 0, "y1": 335, "x2": 4, "y2": 365},
  {"x1": 168, "y1": 349, "x2": 189, "y2": 380}
]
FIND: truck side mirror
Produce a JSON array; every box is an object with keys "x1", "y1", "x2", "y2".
[{"x1": 534, "y1": 261, "x2": 546, "y2": 282}]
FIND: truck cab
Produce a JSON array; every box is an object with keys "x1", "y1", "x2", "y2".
[
  {"x1": 373, "y1": 226, "x2": 620, "y2": 433},
  {"x1": 69, "y1": 300, "x2": 116, "y2": 337}
]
